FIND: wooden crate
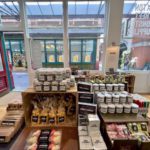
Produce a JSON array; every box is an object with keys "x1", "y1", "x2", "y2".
[{"x1": 22, "y1": 86, "x2": 78, "y2": 127}]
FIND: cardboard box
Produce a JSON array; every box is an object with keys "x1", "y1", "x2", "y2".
[
  {"x1": 78, "y1": 82, "x2": 92, "y2": 92},
  {"x1": 79, "y1": 136, "x2": 93, "y2": 150},
  {"x1": 88, "y1": 114, "x2": 100, "y2": 130},
  {"x1": 78, "y1": 126, "x2": 88, "y2": 136},
  {"x1": 79, "y1": 92, "x2": 94, "y2": 104},
  {"x1": 78, "y1": 115, "x2": 88, "y2": 126},
  {"x1": 79, "y1": 102, "x2": 97, "y2": 115}
]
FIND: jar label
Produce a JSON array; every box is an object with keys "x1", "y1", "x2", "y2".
[
  {"x1": 40, "y1": 116, "x2": 47, "y2": 123},
  {"x1": 49, "y1": 117, "x2": 55, "y2": 123},
  {"x1": 58, "y1": 116, "x2": 65, "y2": 123}
]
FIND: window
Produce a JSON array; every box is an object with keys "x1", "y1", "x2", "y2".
[
  {"x1": 42, "y1": 40, "x2": 63, "y2": 64},
  {"x1": 70, "y1": 39, "x2": 96, "y2": 64},
  {"x1": 119, "y1": 0, "x2": 150, "y2": 70},
  {"x1": 26, "y1": 2, "x2": 63, "y2": 38}
]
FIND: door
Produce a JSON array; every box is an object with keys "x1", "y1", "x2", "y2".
[{"x1": 0, "y1": 40, "x2": 8, "y2": 93}]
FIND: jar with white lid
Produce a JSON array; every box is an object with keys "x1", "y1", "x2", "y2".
[
  {"x1": 108, "y1": 104, "x2": 115, "y2": 113},
  {"x1": 55, "y1": 72, "x2": 63, "y2": 81},
  {"x1": 51, "y1": 81, "x2": 58, "y2": 91},
  {"x1": 59, "y1": 81, "x2": 66, "y2": 91},
  {"x1": 38, "y1": 71, "x2": 45, "y2": 81},
  {"x1": 43, "y1": 82, "x2": 50, "y2": 91},
  {"x1": 106, "y1": 84, "x2": 113, "y2": 92},
  {"x1": 127, "y1": 94, "x2": 133, "y2": 104},
  {"x1": 34, "y1": 81, "x2": 43, "y2": 92},
  {"x1": 97, "y1": 93, "x2": 105, "y2": 104},
  {"x1": 113, "y1": 84, "x2": 119, "y2": 92},
  {"x1": 93, "y1": 84, "x2": 99, "y2": 92},
  {"x1": 99, "y1": 84, "x2": 105, "y2": 92},
  {"x1": 65, "y1": 68, "x2": 71, "y2": 78},
  {"x1": 124, "y1": 104, "x2": 131, "y2": 113},
  {"x1": 118, "y1": 83, "x2": 125, "y2": 91},
  {"x1": 100, "y1": 104, "x2": 108, "y2": 114},
  {"x1": 116, "y1": 104, "x2": 123, "y2": 113},
  {"x1": 119, "y1": 94, "x2": 127, "y2": 104},
  {"x1": 131, "y1": 103, "x2": 139, "y2": 114},
  {"x1": 46, "y1": 74, "x2": 54, "y2": 81},
  {"x1": 112, "y1": 94, "x2": 119, "y2": 104},
  {"x1": 105, "y1": 94, "x2": 112, "y2": 104}
]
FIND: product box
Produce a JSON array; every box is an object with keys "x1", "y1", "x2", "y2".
[
  {"x1": 88, "y1": 114, "x2": 100, "y2": 130},
  {"x1": 78, "y1": 82, "x2": 92, "y2": 92},
  {"x1": 79, "y1": 92, "x2": 94, "y2": 104},
  {"x1": 91, "y1": 136, "x2": 107, "y2": 150},
  {"x1": 78, "y1": 126, "x2": 88, "y2": 136},
  {"x1": 79, "y1": 136, "x2": 93, "y2": 150},
  {"x1": 79, "y1": 102, "x2": 97, "y2": 115},
  {"x1": 78, "y1": 115, "x2": 88, "y2": 126},
  {"x1": 0, "y1": 127, "x2": 15, "y2": 143}
]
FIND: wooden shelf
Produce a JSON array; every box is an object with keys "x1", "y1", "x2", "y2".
[
  {"x1": 100, "y1": 114, "x2": 148, "y2": 123},
  {"x1": 11, "y1": 127, "x2": 78, "y2": 150},
  {"x1": 22, "y1": 87, "x2": 78, "y2": 128}
]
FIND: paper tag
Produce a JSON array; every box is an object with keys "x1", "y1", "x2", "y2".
[{"x1": 32, "y1": 116, "x2": 38, "y2": 123}]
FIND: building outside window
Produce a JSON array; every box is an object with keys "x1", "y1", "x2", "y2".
[{"x1": 119, "y1": 0, "x2": 150, "y2": 70}]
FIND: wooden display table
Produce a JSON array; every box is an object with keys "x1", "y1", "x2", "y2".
[
  {"x1": 100, "y1": 114, "x2": 148, "y2": 123},
  {"x1": 11, "y1": 127, "x2": 78, "y2": 150},
  {"x1": 22, "y1": 87, "x2": 78, "y2": 127}
]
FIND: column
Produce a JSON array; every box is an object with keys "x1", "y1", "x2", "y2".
[
  {"x1": 103, "y1": 0, "x2": 124, "y2": 72},
  {"x1": 19, "y1": 0, "x2": 33, "y2": 85},
  {"x1": 63, "y1": 0, "x2": 69, "y2": 68}
]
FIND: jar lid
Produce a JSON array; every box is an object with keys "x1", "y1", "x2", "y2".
[
  {"x1": 106, "y1": 84, "x2": 113, "y2": 87},
  {"x1": 97, "y1": 93, "x2": 105, "y2": 98},
  {"x1": 118, "y1": 83, "x2": 125, "y2": 86},
  {"x1": 108, "y1": 104, "x2": 115, "y2": 108},
  {"x1": 43, "y1": 82, "x2": 49, "y2": 85},
  {"x1": 124, "y1": 104, "x2": 131, "y2": 108},
  {"x1": 120, "y1": 94, "x2": 126, "y2": 97},
  {"x1": 105, "y1": 94, "x2": 112, "y2": 98},
  {"x1": 112, "y1": 94, "x2": 119, "y2": 98},
  {"x1": 100, "y1": 83, "x2": 105, "y2": 86},
  {"x1": 115, "y1": 104, "x2": 123, "y2": 108},
  {"x1": 100, "y1": 104, "x2": 108, "y2": 108},
  {"x1": 113, "y1": 84, "x2": 118, "y2": 86},
  {"x1": 131, "y1": 103, "x2": 139, "y2": 108}
]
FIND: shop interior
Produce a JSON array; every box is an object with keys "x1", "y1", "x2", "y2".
[{"x1": 0, "y1": 0, "x2": 150, "y2": 150}]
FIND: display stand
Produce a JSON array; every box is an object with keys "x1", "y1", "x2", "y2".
[
  {"x1": 22, "y1": 86, "x2": 78, "y2": 127},
  {"x1": 11, "y1": 127, "x2": 79, "y2": 150},
  {"x1": 98, "y1": 112, "x2": 149, "y2": 150}
]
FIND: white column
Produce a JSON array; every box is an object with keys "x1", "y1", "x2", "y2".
[
  {"x1": 63, "y1": 0, "x2": 69, "y2": 68},
  {"x1": 104, "y1": 0, "x2": 124, "y2": 72},
  {"x1": 19, "y1": 0, "x2": 34, "y2": 85}
]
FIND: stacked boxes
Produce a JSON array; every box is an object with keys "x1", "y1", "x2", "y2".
[
  {"x1": 33, "y1": 68, "x2": 75, "y2": 92},
  {"x1": 79, "y1": 114, "x2": 107, "y2": 150}
]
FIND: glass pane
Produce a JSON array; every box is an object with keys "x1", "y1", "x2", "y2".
[
  {"x1": 21, "y1": 41, "x2": 25, "y2": 52},
  {"x1": 0, "y1": 52, "x2": 4, "y2": 71},
  {"x1": 46, "y1": 41, "x2": 55, "y2": 52},
  {"x1": 71, "y1": 40, "x2": 82, "y2": 51},
  {"x1": 119, "y1": 0, "x2": 150, "y2": 70},
  {"x1": 68, "y1": 1, "x2": 106, "y2": 37},
  {"x1": 56, "y1": 40, "x2": 63, "y2": 62},
  {"x1": 83, "y1": 51, "x2": 92, "y2": 62},
  {"x1": 47, "y1": 53, "x2": 55, "y2": 62},
  {"x1": 5, "y1": 41, "x2": 10, "y2": 50},
  {"x1": 71, "y1": 52, "x2": 81, "y2": 62},
  {"x1": 26, "y1": 2, "x2": 63, "y2": 38},
  {"x1": 11, "y1": 41, "x2": 20, "y2": 52},
  {"x1": 83, "y1": 40, "x2": 93, "y2": 51}
]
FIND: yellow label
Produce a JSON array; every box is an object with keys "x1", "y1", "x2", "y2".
[{"x1": 49, "y1": 55, "x2": 54, "y2": 62}]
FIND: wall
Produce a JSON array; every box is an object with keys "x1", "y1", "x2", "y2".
[{"x1": 30, "y1": 40, "x2": 42, "y2": 69}]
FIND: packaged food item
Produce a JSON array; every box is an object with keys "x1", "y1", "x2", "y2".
[
  {"x1": 127, "y1": 94, "x2": 133, "y2": 104},
  {"x1": 119, "y1": 94, "x2": 126, "y2": 104},
  {"x1": 97, "y1": 93, "x2": 105, "y2": 104},
  {"x1": 99, "y1": 84, "x2": 105, "y2": 92},
  {"x1": 88, "y1": 114, "x2": 100, "y2": 131},
  {"x1": 93, "y1": 84, "x2": 99, "y2": 92},
  {"x1": 113, "y1": 84, "x2": 119, "y2": 92},
  {"x1": 40, "y1": 109, "x2": 48, "y2": 124},
  {"x1": 59, "y1": 81, "x2": 66, "y2": 92},
  {"x1": 124, "y1": 104, "x2": 131, "y2": 113},
  {"x1": 31, "y1": 109, "x2": 40, "y2": 125},
  {"x1": 51, "y1": 81, "x2": 58, "y2": 91},
  {"x1": 79, "y1": 136, "x2": 93, "y2": 150},
  {"x1": 43, "y1": 81, "x2": 50, "y2": 91},
  {"x1": 105, "y1": 94, "x2": 112, "y2": 104},
  {"x1": 33, "y1": 79, "x2": 43, "y2": 92},
  {"x1": 106, "y1": 84, "x2": 113, "y2": 92},
  {"x1": 78, "y1": 126, "x2": 88, "y2": 136},
  {"x1": 99, "y1": 104, "x2": 108, "y2": 114},
  {"x1": 57, "y1": 106, "x2": 66, "y2": 124},
  {"x1": 112, "y1": 94, "x2": 119, "y2": 104},
  {"x1": 118, "y1": 83, "x2": 125, "y2": 91},
  {"x1": 131, "y1": 103, "x2": 139, "y2": 114},
  {"x1": 115, "y1": 104, "x2": 123, "y2": 113},
  {"x1": 108, "y1": 104, "x2": 115, "y2": 113}
]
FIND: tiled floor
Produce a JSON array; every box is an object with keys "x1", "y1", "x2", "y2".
[{"x1": 13, "y1": 72, "x2": 29, "y2": 92}]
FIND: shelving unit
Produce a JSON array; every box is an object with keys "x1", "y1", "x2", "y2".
[{"x1": 22, "y1": 86, "x2": 78, "y2": 127}]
